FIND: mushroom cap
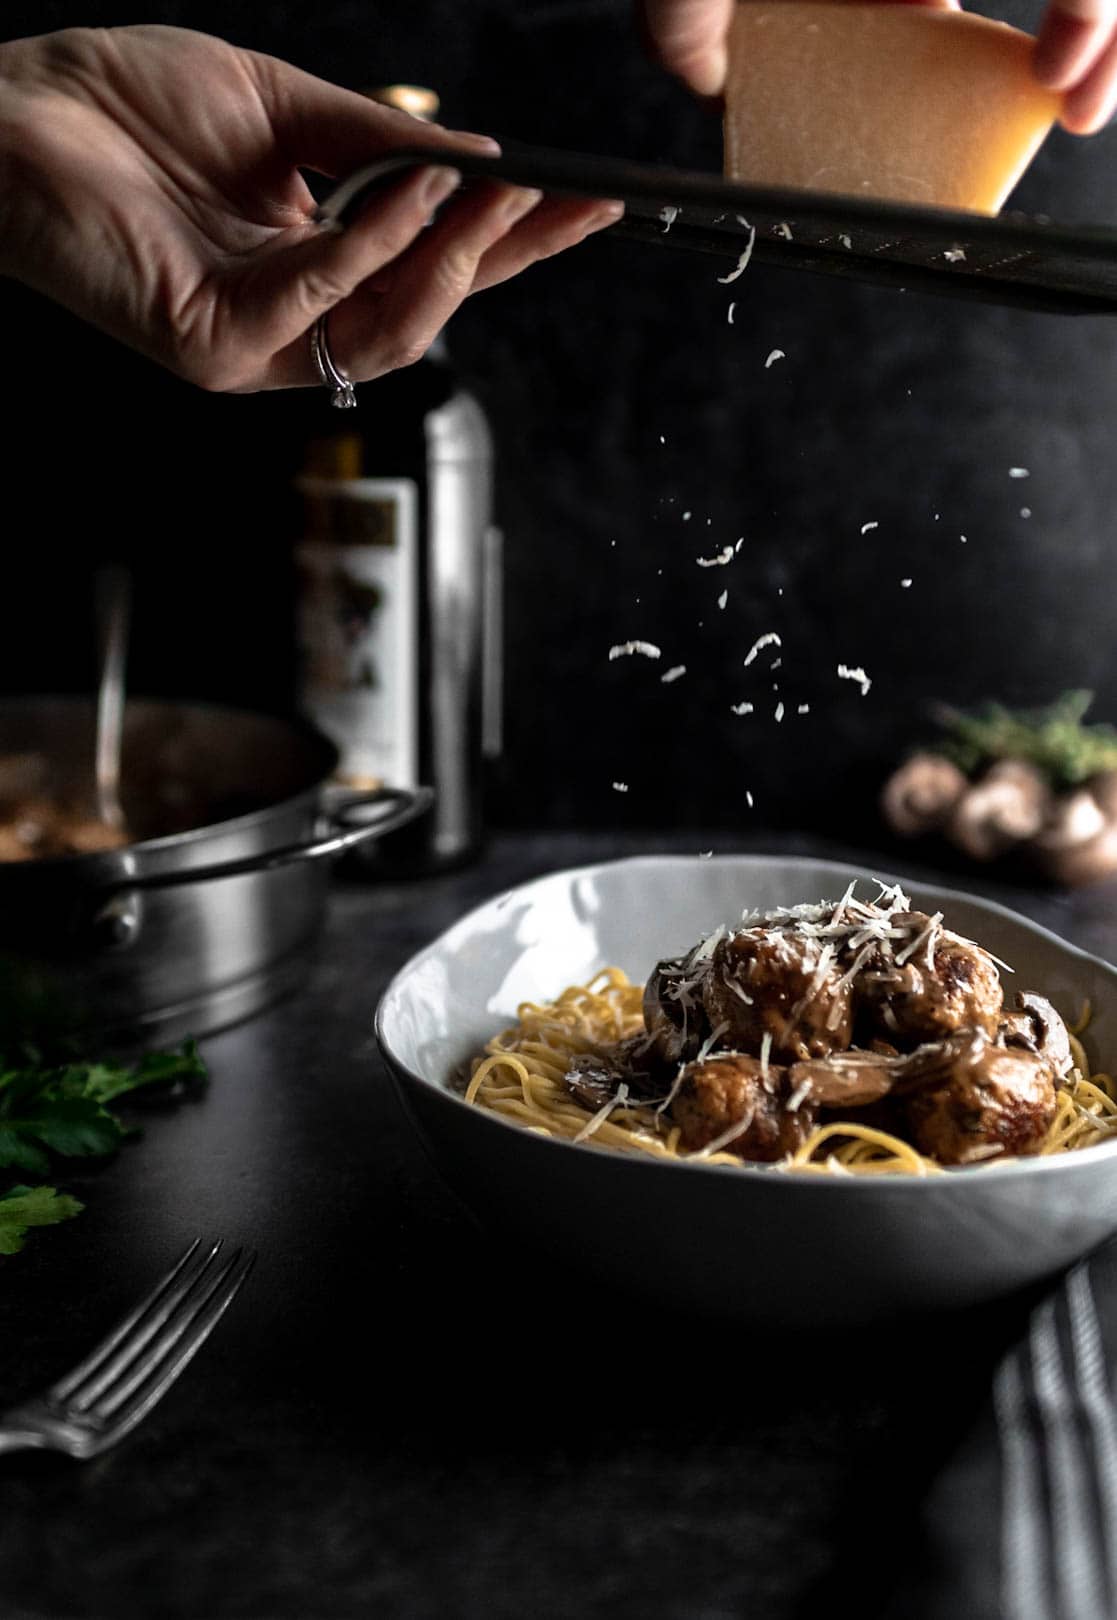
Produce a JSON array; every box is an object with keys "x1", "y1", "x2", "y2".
[
  {"x1": 881, "y1": 753, "x2": 968, "y2": 838},
  {"x1": 946, "y1": 762, "x2": 1051, "y2": 861}
]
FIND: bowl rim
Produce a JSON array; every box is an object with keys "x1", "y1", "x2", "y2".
[{"x1": 376, "y1": 852, "x2": 1117, "y2": 1189}]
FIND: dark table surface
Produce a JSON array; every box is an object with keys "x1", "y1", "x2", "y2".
[{"x1": 3, "y1": 828, "x2": 1116, "y2": 1620}]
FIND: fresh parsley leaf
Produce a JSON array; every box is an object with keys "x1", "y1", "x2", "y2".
[
  {"x1": 0, "y1": 1185, "x2": 83, "y2": 1255},
  {"x1": 0, "y1": 1042, "x2": 206, "y2": 1253},
  {"x1": 0, "y1": 1093, "x2": 123, "y2": 1174}
]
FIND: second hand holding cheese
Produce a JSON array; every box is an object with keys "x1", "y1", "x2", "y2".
[{"x1": 723, "y1": 2, "x2": 1063, "y2": 215}]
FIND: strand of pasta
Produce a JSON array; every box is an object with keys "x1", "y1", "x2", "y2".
[{"x1": 464, "y1": 972, "x2": 1117, "y2": 1175}]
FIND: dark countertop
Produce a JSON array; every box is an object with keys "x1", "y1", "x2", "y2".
[{"x1": 3, "y1": 829, "x2": 1116, "y2": 1620}]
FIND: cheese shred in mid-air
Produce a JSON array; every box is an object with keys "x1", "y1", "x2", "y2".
[
  {"x1": 661, "y1": 665, "x2": 687, "y2": 684},
  {"x1": 717, "y1": 222, "x2": 757, "y2": 284},
  {"x1": 697, "y1": 547, "x2": 735, "y2": 568},
  {"x1": 743, "y1": 632, "x2": 782, "y2": 667},
  {"x1": 609, "y1": 641, "x2": 661, "y2": 661},
  {"x1": 837, "y1": 663, "x2": 872, "y2": 696}
]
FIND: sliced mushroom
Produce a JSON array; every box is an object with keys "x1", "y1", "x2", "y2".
[
  {"x1": 999, "y1": 991, "x2": 1074, "y2": 1079},
  {"x1": 786, "y1": 1051, "x2": 898, "y2": 1108}
]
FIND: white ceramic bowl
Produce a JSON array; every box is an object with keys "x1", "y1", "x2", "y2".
[{"x1": 376, "y1": 855, "x2": 1117, "y2": 1324}]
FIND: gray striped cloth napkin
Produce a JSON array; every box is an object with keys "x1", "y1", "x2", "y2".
[{"x1": 880, "y1": 1246, "x2": 1117, "y2": 1620}]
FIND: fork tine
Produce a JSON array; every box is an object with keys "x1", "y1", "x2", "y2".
[
  {"x1": 87, "y1": 1248, "x2": 255, "y2": 1441},
  {"x1": 64, "y1": 1241, "x2": 232, "y2": 1414},
  {"x1": 50, "y1": 1239, "x2": 208, "y2": 1404}
]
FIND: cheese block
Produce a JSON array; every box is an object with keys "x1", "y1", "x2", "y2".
[{"x1": 723, "y1": 2, "x2": 1062, "y2": 214}]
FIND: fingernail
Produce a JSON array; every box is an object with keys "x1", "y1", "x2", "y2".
[
  {"x1": 589, "y1": 200, "x2": 625, "y2": 228},
  {"x1": 422, "y1": 166, "x2": 462, "y2": 207},
  {"x1": 503, "y1": 187, "x2": 543, "y2": 222},
  {"x1": 449, "y1": 131, "x2": 502, "y2": 155}
]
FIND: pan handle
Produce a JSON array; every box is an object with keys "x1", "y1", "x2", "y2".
[{"x1": 97, "y1": 785, "x2": 433, "y2": 896}]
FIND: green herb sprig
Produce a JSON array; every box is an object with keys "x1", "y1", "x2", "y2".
[
  {"x1": 934, "y1": 691, "x2": 1117, "y2": 788},
  {"x1": 0, "y1": 1043, "x2": 206, "y2": 1254}
]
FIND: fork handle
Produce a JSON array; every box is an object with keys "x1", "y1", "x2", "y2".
[{"x1": 0, "y1": 1427, "x2": 49, "y2": 1454}]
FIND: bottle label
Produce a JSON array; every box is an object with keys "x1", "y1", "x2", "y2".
[{"x1": 296, "y1": 477, "x2": 419, "y2": 790}]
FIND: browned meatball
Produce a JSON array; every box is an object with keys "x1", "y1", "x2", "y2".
[
  {"x1": 897, "y1": 1031, "x2": 1058, "y2": 1165},
  {"x1": 672, "y1": 1054, "x2": 819, "y2": 1161},
  {"x1": 702, "y1": 930, "x2": 854, "y2": 1063},
  {"x1": 861, "y1": 923, "x2": 1003, "y2": 1047}
]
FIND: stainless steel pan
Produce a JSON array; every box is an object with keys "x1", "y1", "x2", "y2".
[{"x1": 0, "y1": 698, "x2": 431, "y2": 1049}]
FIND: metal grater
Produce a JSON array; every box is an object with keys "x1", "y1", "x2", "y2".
[{"x1": 316, "y1": 140, "x2": 1117, "y2": 317}]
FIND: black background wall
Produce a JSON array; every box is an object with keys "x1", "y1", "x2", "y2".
[{"x1": 2, "y1": 0, "x2": 1116, "y2": 843}]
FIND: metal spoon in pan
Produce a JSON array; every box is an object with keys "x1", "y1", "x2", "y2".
[{"x1": 94, "y1": 564, "x2": 131, "y2": 839}]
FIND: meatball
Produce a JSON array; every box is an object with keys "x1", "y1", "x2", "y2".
[
  {"x1": 897, "y1": 1030, "x2": 1058, "y2": 1165},
  {"x1": 861, "y1": 922, "x2": 1003, "y2": 1047},
  {"x1": 702, "y1": 929, "x2": 854, "y2": 1063},
  {"x1": 671, "y1": 1054, "x2": 818, "y2": 1161}
]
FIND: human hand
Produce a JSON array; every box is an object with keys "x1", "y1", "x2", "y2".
[
  {"x1": 639, "y1": 0, "x2": 1117, "y2": 133},
  {"x1": 0, "y1": 26, "x2": 622, "y2": 393}
]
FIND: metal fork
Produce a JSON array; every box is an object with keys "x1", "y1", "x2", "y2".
[{"x1": 0, "y1": 1239, "x2": 255, "y2": 1458}]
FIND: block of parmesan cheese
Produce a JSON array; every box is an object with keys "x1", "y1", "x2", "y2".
[{"x1": 723, "y1": 2, "x2": 1062, "y2": 215}]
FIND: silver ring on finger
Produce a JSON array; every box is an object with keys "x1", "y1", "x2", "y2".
[{"x1": 311, "y1": 313, "x2": 357, "y2": 409}]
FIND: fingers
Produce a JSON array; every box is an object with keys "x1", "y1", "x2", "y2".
[
  {"x1": 638, "y1": 0, "x2": 736, "y2": 96},
  {"x1": 468, "y1": 196, "x2": 625, "y2": 294},
  {"x1": 1057, "y1": 26, "x2": 1117, "y2": 128},
  {"x1": 217, "y1": 161, "x2": 463, "y2": 387},
  {"x1": 1034, "y1": 0, "x2": 1117, "y2": 89},
  {"x1": 324, "y1": 182, "x2": 548, "y2": 382},
  {"x1": 253, "y1": 50, "x2": 500, "y2": 179}
]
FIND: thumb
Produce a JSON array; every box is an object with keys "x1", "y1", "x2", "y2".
[{"x1": 249, "y1": 49, "x2": 499, "y2": 177}]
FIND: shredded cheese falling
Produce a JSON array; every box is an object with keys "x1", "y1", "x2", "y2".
[
  {"x1": 660, "y1": 665, "x2": 687, "y2": 684},
  {"x1": 764, "y1": 349, "x2": 785, "y2": 368},
  {"x1": 837, "y1": 663, "x2": 872, "y2": 696},
  {"x1": 717, "y1": 221, "x2": 757, "y2": 284},
  {"x1": 743, "y1": 632, "x2": 781, "y2": 666},
  {"x1": 697, "y1": 546, "x2": 735, "y2": 568},
  {"x1": 609, "y1": 641, "x2": 661, "y2": 661}
]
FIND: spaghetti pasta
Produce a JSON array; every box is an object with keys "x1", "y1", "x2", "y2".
[{"x1": 464, "y1": 969, "x2": 1117, "y2": 1176}]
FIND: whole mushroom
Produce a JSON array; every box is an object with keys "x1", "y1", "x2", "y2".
[
  {"x1": 881, "y1": 753, "x2": 969, "y2": 838},
  {"x1": 945, "y1": 760, "x2": 1051, "y2": 862},
  {"x1": 1031, "y1": 777, "x2": 1117, "y2": 886}
]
